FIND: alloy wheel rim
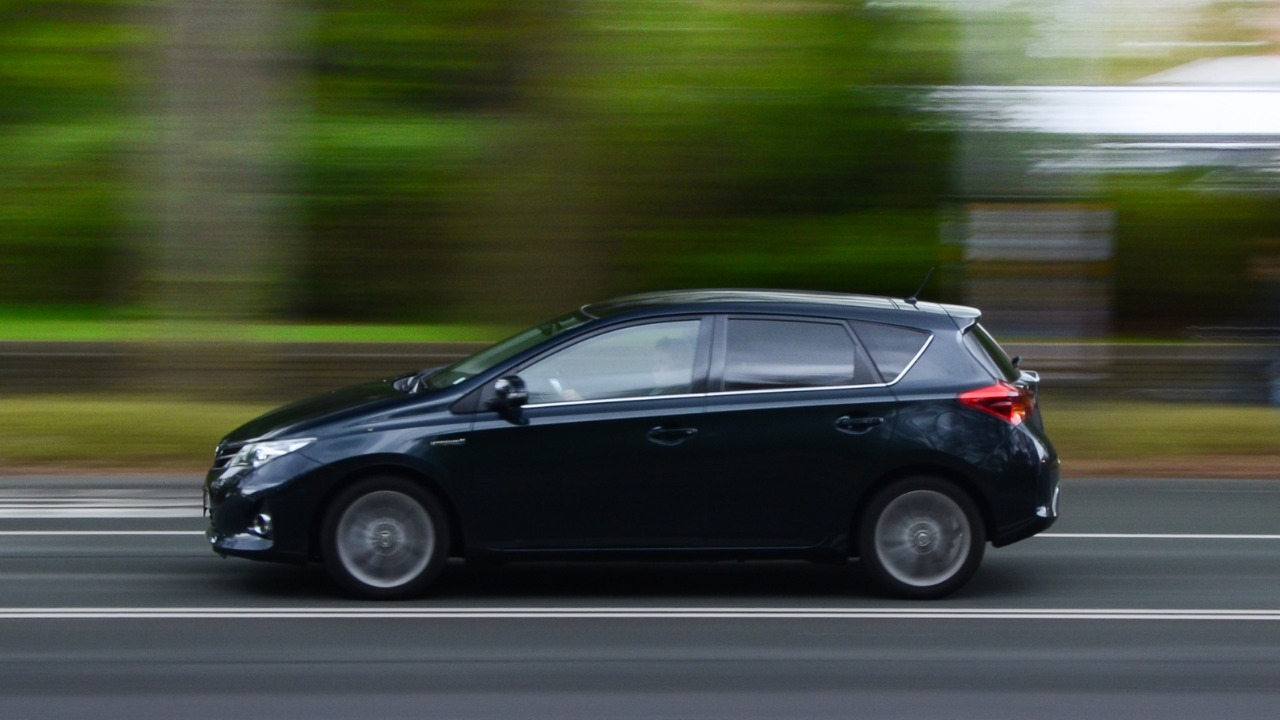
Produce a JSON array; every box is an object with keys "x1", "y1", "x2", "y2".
[
  {"x1": 874, "y1": 490, "x2": 971, "y2": 588},
  {"x1": 336, "y1": 490, "x2": 435, "y2": 589}
]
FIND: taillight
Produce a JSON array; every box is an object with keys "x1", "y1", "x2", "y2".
[{"x1": 958, "y1": 381, "x2": 1034, "y2": 426}]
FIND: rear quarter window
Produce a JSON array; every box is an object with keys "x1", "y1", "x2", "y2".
[{"x1": 848, "y1": 321, "x2": 931, "y2": 383}]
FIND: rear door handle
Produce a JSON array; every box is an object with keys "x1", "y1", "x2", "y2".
[
  {"x1": 835, "y1": 416, "x2": 884, "y2": 434},
  {"x1": 647, "y1": 427, "x2": 698, "y2": 446}
]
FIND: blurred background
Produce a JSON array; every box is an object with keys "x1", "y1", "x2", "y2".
[{"x1": 1, "y1": 0, "x2": 1278, "y2": 474}]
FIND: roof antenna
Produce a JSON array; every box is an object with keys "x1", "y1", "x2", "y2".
[{"x1": 905, "y1": 267, "x2": 935, "y2": 306}]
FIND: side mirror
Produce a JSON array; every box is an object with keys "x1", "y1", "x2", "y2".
[
  {"x1": 1010, "y1": 355, "x2": 1021, "y2": 368},
  {"x1": 487, "y1": 375, "x2": 529, "y2": 424}
]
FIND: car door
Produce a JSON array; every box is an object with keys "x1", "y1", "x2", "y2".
[
  {"x1": 463, "y1": 317, "x2": 713, "y2": 551},
  {"x1": 693, "y1": 315, "x2": 899, "y2": 548}
]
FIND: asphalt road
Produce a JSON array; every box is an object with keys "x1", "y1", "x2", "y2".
[{"x1": 1, "y1": 476, "x2": 1278, "y2": 719}]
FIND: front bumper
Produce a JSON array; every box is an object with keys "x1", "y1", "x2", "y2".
[{"x1": 205, "y1": 450, "x2": 326, "y2": 563}]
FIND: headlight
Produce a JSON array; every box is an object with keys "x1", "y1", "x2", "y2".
[{"x1": 229, "y1": 438, "x2": 316, "y2": 469}]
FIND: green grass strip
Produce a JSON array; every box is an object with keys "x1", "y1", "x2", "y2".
[
  {"x1": 1041, "y1": 401, "x2": 1280, "y2": 460},
  {"x1": 0, "y1": 319, "x2": 507, "y2": 343},
  {"x1": 0, "y1": 397, "x2": 273, "y2": 470}
]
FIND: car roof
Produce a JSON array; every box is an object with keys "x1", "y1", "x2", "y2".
[{"x1": 583, "y1": 289, "x2": 980, "y2": 321}]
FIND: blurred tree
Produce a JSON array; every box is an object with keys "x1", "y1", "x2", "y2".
[
  {"x1": 7, "y1": 0, "x2": 1273, "y2": 335},
  {"x1": 153, "y1": 0, "x2": 303, "y2": 319},
  {"x1": 305, "y1": 0, "x2": 959, "y2": 323},
  {"x1": 571, "y1": 1, "x2": 957, "y2": 301},
  {"x1": 0, "y1": 0, "x2": 142, "y2": 306},
  {"x1": 1111, "y1": 176, "x2": 1280, "y2": 336},
  {"x1": 305, "y1": 0, "x2": 526, "y2": 321}
]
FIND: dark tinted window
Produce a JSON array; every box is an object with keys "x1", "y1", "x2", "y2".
[
  {"x1": 964, "y1": 323, "x2": 1019, "y2": 382},
  {"x1": 849, "y1": 321, "x2": 931, "y2": 382},
  {"x1": 723, "y1": 319, "x2": 857, "y2": 391}
]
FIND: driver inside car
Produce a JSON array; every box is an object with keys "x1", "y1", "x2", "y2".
[{"x1": 558, "y1": 336, "x2": 693, "y2": 402}]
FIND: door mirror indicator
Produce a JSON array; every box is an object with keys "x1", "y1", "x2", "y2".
[{"x1": 488, "y1": 375, "x2": 529, "y2": 424}]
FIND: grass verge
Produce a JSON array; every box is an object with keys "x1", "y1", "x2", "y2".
[
  {"x1": 0, "y1": 397, "x2": 273, "y2": 472},
  {"x1": 1041, "y1": 401, "x2": 1280, "y2": 478},
  {"x1": 0, "y1": 314, "x2": 508, "y2": 343},
  {"x1": 1040, "y1": 401, "x2": 1280, "y2": 460},
  {"x1": 0, "y1": 397, "x2": 1275, "y2": 476}
]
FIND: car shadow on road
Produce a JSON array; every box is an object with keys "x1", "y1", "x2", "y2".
[
  {"x1": 220, "y1": 558, "x2": 899, "y2": 602},
  {"x1": 219, "y1": 554, "x2": 1037, "y2": 603},
  {"x1": 437, "y1": 559, "x2": 870, "y2": 600}
]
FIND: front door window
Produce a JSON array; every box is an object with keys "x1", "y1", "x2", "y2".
[{"x1": 521, "y1": 320, "x2": 702, "y2": 404}]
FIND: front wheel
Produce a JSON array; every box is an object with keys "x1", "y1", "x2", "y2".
[
  {"x1": 321, "y1": 476, "x2": 450, "y2": 600},
  {"x1": 858, "y1": 476, "x2": 985, "y2": 599}
]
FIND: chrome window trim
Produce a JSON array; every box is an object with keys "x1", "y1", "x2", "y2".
[
  {"x1": 520, "y1": 331, "x2": 933, "y2": 409},
  {"x1": 884, "y1": 332, "x2": 933, "y2": 386},
  {"x1": 703, "y1": 381, "x2": 886, "y2": 398},
  {"x1": 524, "y1": 392, "x2": 706, "y2": 409}
]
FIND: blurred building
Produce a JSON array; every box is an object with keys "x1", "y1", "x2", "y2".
[{"x1": 941, "y1": 0, "x2": 1280, "y2": 338}]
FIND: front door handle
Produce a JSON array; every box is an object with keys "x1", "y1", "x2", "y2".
[
  {"x1": 647, "y1": 427, "x2": 698, "y2": 446},
  {"x1": 835, "y1": 416, "x2": 884, "y2": 434}
]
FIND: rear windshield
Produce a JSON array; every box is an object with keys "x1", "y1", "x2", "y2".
[{"x1": 963, "y1": 323, "x2": 1019, "y2": 382}]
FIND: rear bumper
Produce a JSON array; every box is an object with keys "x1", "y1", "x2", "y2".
[{"x1": 991, "y1": 453, "x2": 1060, "y2": 547}]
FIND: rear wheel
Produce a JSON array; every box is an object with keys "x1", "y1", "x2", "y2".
[
  {"x1": 321, "y1": 476, "x2": 450, "y2": 600},
  {"x1": 858, "y1": 476, "x2": 985, "y2": 599}
]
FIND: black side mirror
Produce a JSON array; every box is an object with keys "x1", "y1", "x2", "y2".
[
  {"x1": 487, "y1": 375, "x2": 529, "y2": 424},
  {"x1": 1010, "y1": 355, "x2": 1021, "y2": 368}
]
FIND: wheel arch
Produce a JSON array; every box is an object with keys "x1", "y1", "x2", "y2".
[
  {"x1": 308, "y1": 462, "x2": 468, "y2": 561},
  {"x1": 848, "y1": 463, "x2": 995, "y2": 558}
]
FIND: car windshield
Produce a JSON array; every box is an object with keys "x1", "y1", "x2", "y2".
[{"x1": 423, "y1": 311, "x2": 592, "y2": 391}]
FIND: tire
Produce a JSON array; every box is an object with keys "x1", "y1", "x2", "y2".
[
  {"x1": 321, "y1": 476, "x2": 451, "y2": 600},
  {"x1": 858, "y1": 476, "x2": 985, "y2": 599}
]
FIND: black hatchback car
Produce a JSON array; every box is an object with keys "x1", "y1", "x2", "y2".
[{"x1": 205, "y1": 290, "x2": 1059, "y2": 599}]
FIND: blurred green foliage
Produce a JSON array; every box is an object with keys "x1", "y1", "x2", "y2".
[
  {"x1": 1110, "y1": 175, "x2": 1280, "y2": 335},
  {"x1": 1, "y1": 0, "x2": 1277, "y2": 332},
  {"x1": 303, "y1": 0, "x2": 958, "y2": 321},
  {"x1": 0, "y1": 0, "x2": 142, "y2": 304}
]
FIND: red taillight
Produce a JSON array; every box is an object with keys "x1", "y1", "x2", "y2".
[{"x1": 958, "y1": 381, "x2": 1034, "y2": 426}]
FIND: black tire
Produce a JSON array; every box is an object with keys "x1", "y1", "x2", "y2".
[
  {"x1": 321, "y1": 476, "x2": 451, "y2": 600},
  {"x1": 858, "y1": 476, "x2": 985, "y2": 599}
]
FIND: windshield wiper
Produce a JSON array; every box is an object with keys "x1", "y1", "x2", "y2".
[{"x1": 395, "y1": 366, "x2": 444, "y2": 394}]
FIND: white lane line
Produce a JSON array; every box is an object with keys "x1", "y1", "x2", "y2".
[
  {"x1": 0, "y1": 509, "x2": 202, "y2": 518},
  {"x1": 0, "y1": 607, "x2": 1279, "y2": 620},
  {"x1": 0, "y1": 498, "x2": 201, "y2": 519},
  {"x1": 1040, "y1": 533, "x2": 1280, "y2": 539},
  {"x1": 0, "y1": 531, "x2": 204, "y2": 536}
]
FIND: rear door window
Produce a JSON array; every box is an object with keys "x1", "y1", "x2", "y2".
[
  {"x1": 848, "y1": 321, "x2": 931, "y2": 383},
  {"x1": 720, "y1": 318, "x2": 868, "y2": 391}
]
